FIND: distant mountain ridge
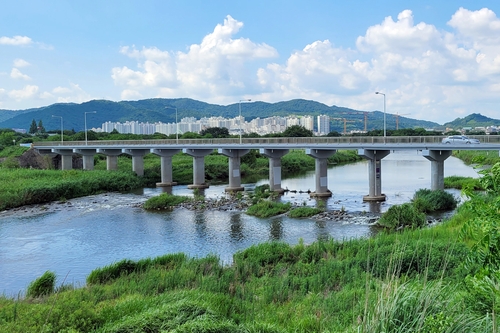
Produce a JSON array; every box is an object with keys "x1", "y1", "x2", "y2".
[
  {"x1": 0, "y1": 98, "x2": 491, "y2": 133},
  {"x1": 443, "y1": 113, "x2": 500, "y2": 129}
]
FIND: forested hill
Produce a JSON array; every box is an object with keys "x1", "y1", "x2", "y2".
[
  {"x1": 443, "y1": 113, "x2": 500, "y2": 129},
  {"x1": 0, "y1": 98, "x2": 440, "y2": 133}
]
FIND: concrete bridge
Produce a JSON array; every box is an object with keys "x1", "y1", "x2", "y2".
[{"x1": 33, "y1": 136, "x2": 500, "y2": 202}]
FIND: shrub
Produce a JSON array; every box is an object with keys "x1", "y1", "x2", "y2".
[
  {"x1": 0, "y1": 156, "x2": 20, "y2": 169},
  {"x1": 26, "y1": 271, "x2": 56, "y2": 298},
  {"x1": 412, "y1": 189, "x2": 458, "y2": 213},
  {"x1": 246, "y1": 201, "x2": 291, "y2": 218},
  {"x1": 288, "y1": 206, "x2": 322, "y2": 218},
  {"x1": 377, "y1": 203, "x2": 427, "y2": 230},
  {"x1": 143, "y1": 193, "x2": 190, "y2": 210}
]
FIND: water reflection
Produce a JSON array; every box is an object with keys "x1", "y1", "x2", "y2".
[
  {"x1": 229, "y1": 214, "x2": 243, "y2": 242},
  {"x1": 269, "y1": 217, "x2": 284, "y2": 240},
  {"x1": 314, "y1": 220, "x2": 330, "y2": 241}
]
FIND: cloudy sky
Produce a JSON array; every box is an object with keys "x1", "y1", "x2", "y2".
[{"x1": 1, "y1": 0, "x2": 499, "y2": 124}]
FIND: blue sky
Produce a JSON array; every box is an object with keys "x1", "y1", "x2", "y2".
[{"x1": 1, "y1": 0, "x2": 500, "y2": 124}]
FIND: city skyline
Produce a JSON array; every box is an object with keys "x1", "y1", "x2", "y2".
[{"x1": 97, "y1": 114, "x2": 319, "y2": 136}]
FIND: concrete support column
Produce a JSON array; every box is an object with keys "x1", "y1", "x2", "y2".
[
  {"x1": 183, "y1": 148, "x2": 214, "y2": 189},
  {"x1": 74, "y1": 149, "x2": 97, "y2": 170},
  {"x1": 358, "y1": 149, "x2": 390, "y2": 202},
  {"x1": 218, "y1": 148, "x2": 250, "y2": 192},
  {"x1": 97, "y1": 149, "x2": 122, "y2": 171},
  {"x1": 123, "y1": 149, "x2": 150, "y2": 176},
  {"x1": 151, "y1": 149, "x2": 182, "y2": 187},
  {"x1": 306, "y1": 148, "x2": 337, "y2": 197},
  {"x1": 259, "y1": 148, "x2": 289, "y2": 193},
  {"x1": 422, "y1": 150, "x2": 452, "y2": 190},
  {"x1": 53, "y1": 148, "x2": 74, "y2": 170}
]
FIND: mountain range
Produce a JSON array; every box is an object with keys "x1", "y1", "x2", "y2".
[{"x1": 0, "y1": 98, "x2": 498, "y2": 133}]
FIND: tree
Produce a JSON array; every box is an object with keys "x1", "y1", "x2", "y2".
[
  {"x1": 37, "y1": 120, "x2": 46, "y2": 133},
  {"x1": 282, "y1": 125, "x2": 313, "y2": 137},
  {"x1": 326, "y1": 131, "x2": 342, "y2": 137},
  {"x1": 200, "y1": 127, "x2": 230, "y2": 138},
  {"x1": 29, "y1": 119, "x2": 37, "y2": 134}
]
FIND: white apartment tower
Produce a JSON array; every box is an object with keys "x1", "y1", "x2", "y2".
[
  {"x1": 317, "y1": 115, "x2": 330, "y2": 135},
  {"x1": 300, "y1": 115, "x2": 314, "y2": 131}
]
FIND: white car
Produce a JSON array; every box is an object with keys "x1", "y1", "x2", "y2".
[{"x1": 441, "y1": 135, "x2": 480, "y2": 144}]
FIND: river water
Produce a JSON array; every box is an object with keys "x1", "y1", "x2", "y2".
[{"x1": 0, "y1": 151, "x2": 479, "y2": 296}]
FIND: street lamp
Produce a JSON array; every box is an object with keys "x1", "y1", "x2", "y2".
[
  {"x1": 84, "y1": 111, "x2": 97, "y2": 145},
  {"x1": 52, "y1": 115, "x2": 63, "y2": 144},
  {"x1": 238, "y1": 99, "x2": 251, "y2": 144},
  {"x1": 375, "y1": 92, "x2": 386, "y2": 140},
  {"x1": 165, "y1": 106, "x2": 178, "y2": 144}
]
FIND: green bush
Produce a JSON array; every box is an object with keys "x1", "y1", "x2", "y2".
[
  {"x1": 288, "y1": 206, "x2": 322, "y2": 218},
  {"x1": 143, "y1": 193, "x2": 190, "y2": 210},
  {"x1": 377, "y1": 203, "x2": 427, "y2": 230},
  {"x1": 26, "y1": 271, "x2": 56, "y2": 298},
  {"x1": 412, "y1": 189, "x2": 458, "y2": 213},
  {"x1": 246, "y1": 201, "x2": 291, "y2": 218}
]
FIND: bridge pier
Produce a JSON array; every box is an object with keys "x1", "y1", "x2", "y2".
[
  {"x1": 74, "y1": 149, "x2": 97, "y2": 170},
  {"x1": 260, "y1": 148, "x2": 289, "y2": 193},
  {"x1": 123, "y1": 149, "x2": 150, "y2": 176},
  {"x1": 183, "y1": 148, "x2": 213, "y2": 189},
  {"x1": 52, "y1": 149, "x2": 74, "y2": 170},
  {"x1": 98, "y1": 148, "x2": 122, "y2": 171},
  {"x1": 358, "y1": 149, "x2": 390, "y2": 202},
  {"x1": 306, "y1": 148, "x2": 337, "y2": 197},
  {"x1": 218, "y1": 148, "x2": 250, "y2": 192},
  {"x1": 151, "y1": 149, "x2": 182, "y2": 187},
  {"x1": 422, "y1": 150, "x2": 452, "y2": 190}
]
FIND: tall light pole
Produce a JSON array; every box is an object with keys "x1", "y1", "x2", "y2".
[
  {"x1": 52, "y1": 115, "x2": 63, "y2": 144},
  {"x1": 238, "y1": 99, "x2": 251, "y2": 144},
  {"x1": 84, "y1": 111, "x2": 96, "y2": 145},
  {"x1": 375, "y1": 92, "x2": 386, "y2": 140},
  {"x1": 165, "y1": 106, "x2": 178, "y2": 144}
]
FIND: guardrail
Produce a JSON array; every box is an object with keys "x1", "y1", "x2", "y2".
[{"x1": 32, "y1": 135, "x2": 500, "y2": 147}]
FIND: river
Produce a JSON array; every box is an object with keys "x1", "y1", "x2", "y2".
[{"x1": 0, "y1": 151, "x2": 479, "y2": 296}]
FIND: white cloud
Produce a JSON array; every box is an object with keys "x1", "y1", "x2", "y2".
[
  {"x1": 0, "y1": 36, "x2": 32, "y2": 46},
  {"x1": 356, "y1": 10, "x2": 442, "y2": 54},
  {"x1": 13, "y1": 59, "x2": 30, "y2": 67},
  {"x1": 121, "y1": 89, "x2": 143, "y2": 100},
  {"x1": 53, "y1": 83, "x2": 92, "y2": 103},
  {"x1": 8, "y1": 85, "x2": 39, "y2": 100},
  {"x1": 10, "y1": 68, "x2": 31, "y2": 80},
  {"x1": 112, "y1": 15, "x2": 278, "y2": 102}
]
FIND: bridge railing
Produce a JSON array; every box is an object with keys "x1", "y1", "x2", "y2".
[{"x1": 32, "y1": 135, "x2": 500, "y2": 147}]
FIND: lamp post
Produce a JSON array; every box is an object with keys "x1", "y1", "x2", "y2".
[
  {"x1": 238, "y1": 99, "x2": 251, "y2": 144},
  {"x1": 375, "y1": 92, "x2": 386, "y2": 141},
  {"x1": 165, "y1": 106, "x2": 178, "y2": 144},
  {"x1": 84, "y1": 111, "x2": 96, "y2": 145},
  {"x1": 52, "y1": 115, "x2": 63, "y2": 144}
]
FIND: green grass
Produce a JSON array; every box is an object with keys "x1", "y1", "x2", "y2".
[
  {"x1": 143, "y1": 193, "x2": 190, "y2": 210},
  {"x1": 288, "y1": 206, "x2": 323, "y2": 218},
  {"x1": 444, "y1": 175, "x2": 482, "y2": 190},
  {"x1": 0, "y1": 168, "x2": 142, "y2": 210},
  {"x1": 453, "y1": 150, "x2": 500, "y2": 166},
  {"x1": 245, "y1": 201, "x2": 292, "y2": 218}
]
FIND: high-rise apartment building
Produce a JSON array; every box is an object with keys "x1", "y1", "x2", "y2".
[{"x1": 317, "y1": 115, "x2": 330, "y2": 135}]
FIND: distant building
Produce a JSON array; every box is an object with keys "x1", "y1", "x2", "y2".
[{"x1": 317, "y1": 115, "x2": 330, "y2": 135}]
